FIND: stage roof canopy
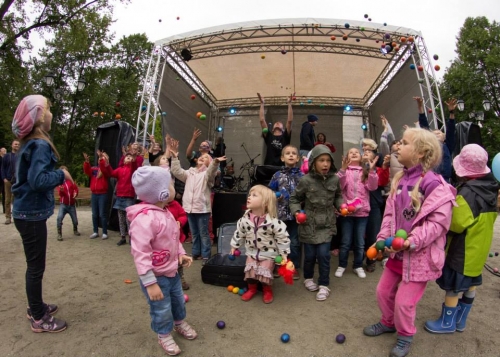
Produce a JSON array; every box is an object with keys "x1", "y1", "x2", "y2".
[{"x1": 155, "y1": 18, "x2": 422, "y2": 109}]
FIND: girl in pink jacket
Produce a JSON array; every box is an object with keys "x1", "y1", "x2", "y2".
[
  {"x1": 363, "y1": 128, "x2": 456, "y2": 357},
  {"x1": 335, "y1": 147, "x2": 378, "y2": 279},
  {"x1": 127, "y1": 166, "x2": 195, "y2": 356},
  {"x1": 169, "y1": 140, "x2": 226, "y2": 264}
]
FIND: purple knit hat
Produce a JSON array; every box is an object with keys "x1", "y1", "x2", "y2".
[
  {"x1": 12, "y1": 95, "x2": 48, "y2": 139},
  {"x1": 132, "y1": 166, "x2": 171, "y2": 204}
]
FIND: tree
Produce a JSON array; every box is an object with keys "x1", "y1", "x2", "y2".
[{"x1": 440, "y1": 16, "x2": 500, "y2": 160}]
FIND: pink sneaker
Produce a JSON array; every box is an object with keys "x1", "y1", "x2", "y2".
[
  {"x1": 174, "y1": 321, "x2": 198, "y2": 340},
  {"x1": 30, "y1": 312, "x2": 67, "y2": 333},
  {"x1": 158, "y1": 334, "x2": 181, "y2": 356}
]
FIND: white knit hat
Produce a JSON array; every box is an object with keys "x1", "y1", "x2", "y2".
[{"x1": 132, "y1": 166, "x2": 171, "y2": 204}]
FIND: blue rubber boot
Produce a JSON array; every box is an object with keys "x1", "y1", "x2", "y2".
[
  {"x1": 424, "y1": 304, "x2": 458, "y2": 334},
  {"x1": 456, "y1": 300, "x2": 473, "y2": 332}
]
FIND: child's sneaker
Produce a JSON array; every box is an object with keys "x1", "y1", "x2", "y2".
[
  {"x1": 30, "y1": 312, "x2": 67, "y2": 333},
  {"x1": 89, "y1": 233, "x2": 99, "y2": 239},
  {"x1": 158, "y1": 334, "x2": 181, "y2": 356},
  {"x1": 334, "y1": 267, "x2": 345, "y2": 278},
  {"x1": 316, "y1": 285, "x2": 330, "y2": 301},
  {"x1": 101, "y1": 234, "x2": 108, "y2": 240},
  {"x1": 304, "y1": 278, "x2": 319, "y2": 291},
  {"x1": 354, "y1": 267, "x2": 366, "y2": 278},
  {"x1": 174, "y1": 321, "x2": 197, "y2": 340},
  {"x1": 26, "y1": 303, "x2": 58, "y2": 320}
]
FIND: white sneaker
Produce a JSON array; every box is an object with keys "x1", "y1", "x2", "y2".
[
  {"x1": 304, "y1": 278, "x2": 319, "y2": 292},
  {"x1": 316, "y1": 285, "x2": 331, "y2": 301},
  {"x1": 89, "y1": 233, "x2": 99, "y2": 239},
  {"x1": 354, "y1": 267, "x2": 366, "y2": 278},
  {"x1": 101, "y1": 234, "x2": 108, "y2": 240},
  {"x1": 334, "y1": 267, "x2": 345, "y2": 278}
]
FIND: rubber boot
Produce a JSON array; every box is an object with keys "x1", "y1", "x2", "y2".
[
  {"x1": 73, "y1": 225, "x2": 81, "y2": 236},
  {"x1": 262, "y1": 285, "x2": 274, "y2": 304},
  {"x1": 57, "y1": 227, "x2": 63, "y2": 241},
  {"x1": 241, "y1": 283, "x2": 258, "y2": 301},
  {"x1": 456, "y1": 300, "x2": 473, "y2": 332},
  {"x1": 424, "y1": 304, "x2": 458, "y2": 334}
]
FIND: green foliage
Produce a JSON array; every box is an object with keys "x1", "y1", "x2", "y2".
[{"x1": 440, "y1": 16, "x2": 500, "y2": 160}]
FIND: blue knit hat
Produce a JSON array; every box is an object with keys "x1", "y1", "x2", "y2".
[{"x1": 307, "y1": 114, "x2": 319, "y2": 122}]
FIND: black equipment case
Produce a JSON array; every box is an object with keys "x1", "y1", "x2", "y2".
[{"x1": 201, "y1": 222, "x2": 248, "y2": 288}]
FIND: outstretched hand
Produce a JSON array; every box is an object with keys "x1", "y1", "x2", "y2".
[
  {"x1": 192, "y1": 128, "x2": 201, "y2": 141},
  {"x1": 257, "y1": 93, "x2": 264, "y2": 104},
  {"x1": 169, "y1": 139, "x2": 180, "y2": 158},
  {"x1": 287, "y1": 92, "x2": 295, "y2": 104},
  {"x1": 341, "y1": 155, "x2": 351, "y2": 170},
  {"x1": 83, "y1": 152, "x2": 89, "y2": 162},
  {"x1": 445, "y1": 98, "x2": 457, "y2": 111},
  {"x1": 413, "y1": 96, "x2": 423, "y2": 105},
  {"x1": 214, "y1": 155, "x2": 227, "y2": 163},
  {"x1": 368, "y1": 156, "x2": 378, "y2": 170}
]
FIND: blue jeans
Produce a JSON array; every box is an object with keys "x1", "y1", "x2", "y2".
[
  {"x1": 140, "y1": 274, "x2": 186, "y2": 334},
  {"x1": 188, "y1": 213, "x2": 211, "y2": 259},
  {"x1": 91, "y1": 193, "x2": 108, "y2": 234},
  {"x1": 339, "y1": 216, "x2": 368, "y2": 269},
  {"x1": 303, "y1": 242, "x2": 331, "y2": 286},
  {"x1": 56, "y1": 204, "x2": 78, "y2": 228},
  {"x1": 366, "y1": 206, "x2": 383, "y2": 264},
  {"x1": 285, "y1": 220, "x2": 301, "y2": 268}
]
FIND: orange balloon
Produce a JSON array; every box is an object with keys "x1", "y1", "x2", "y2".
[
  {"x1": 196, "y1": 112, "x2": 202, "y2": 118},
  {"x1": 227, "y1": 285, "x2": 234, "y2": 292},
  {"x1": 434, "y1": 64, "x2": 440, "y2": 71},
  {"x1": 115, "y1": 114, "x2": 121, "y2": 119},
  {"x1": 100, "y1": 112, "x2": 105, "y2": 116},
  {"x1": 366, "y1": 247, "x2": 378, "y2": 260},
  {"x1": 391, "y1": 42, "x2": 397, "y2": 48},
  {"x1": 342, "y1": 34, "x2": 348, "y2": 40},
  {"x1": 400, "y1": 36, "x2": 407, "y2": 43},
  {"x1": 340, "y1": 208, "x2": 349, "y2": 216},
  {"x1": 408, "y1": 36, "x2": 414, "y2": 43},
  {"x1": 331, "y1": 36, "x2": 336, "y2": 41}
]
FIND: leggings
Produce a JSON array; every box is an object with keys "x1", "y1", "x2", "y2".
[{"x1": 117, "y1": 209, "x2": 130, "y2": 237}]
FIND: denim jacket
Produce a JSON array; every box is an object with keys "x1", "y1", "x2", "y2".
[{"x1": 12, "y1": 139, "x2": 65, "y2": 221}]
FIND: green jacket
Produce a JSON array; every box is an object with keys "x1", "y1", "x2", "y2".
[
  {"x1": 446, "y1": 173, "x2": 498, "y2": 277},
  {"x1": 289, "y1": 145, "x2": 343, "y2": 244}
]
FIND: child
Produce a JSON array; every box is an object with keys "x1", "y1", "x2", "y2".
[
  {"x1": 166, "y1": 198, "x2": 190, "y2": 291},
  {"x1": 169, "y1": 140, "x2": 224, "y2": 264},
  {"x1": 230, "y1": 185, "x2": 290, "y2": 303},
  {"x1": 289, "y1": 144, "x2": 343, "y2": 301},
  {"x1": 425, "y1": 144, "x2": 498, "y2": 334},
  {"x1": 127, "y1": 166, "x2": 195, "y2": 356},
  {"x1": 363, "y1": 128, "x2": 456, "y2": 357},
  {"x1": 100, "y1": 152, "x2": 138, "y2": 246},
  {"x1": 269, "y1": 145, "x2": 304, "y2": 279},
  {"x1": 12, "y1": 94, "x2": 73, "y2": 332},
  {"x1": 56, "y1": 165, "x2": 80, "y2": 241},
  {"x1": 83, "y1": 151, "x2": 110, "y2": 239},
  {"x1": 335, "y1": 148, "x2": 378, "y2": 279}
]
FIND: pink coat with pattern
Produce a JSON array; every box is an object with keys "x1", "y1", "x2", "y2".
[
  {"x1": 337, "y1": 166, "x2": 378, "y2": 217},
  {"x1": 376, "y1": 175, "x2": 456, "y2": 283}
]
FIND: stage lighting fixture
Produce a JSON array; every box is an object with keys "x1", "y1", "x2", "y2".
[
  {"x1": 361, "y1": 123, "x2": 367, "y2": 131},
  {"x1": 216, "y1": 126, "x2": 223, "y2": 132},
  {"x1": 180, "y1": 48, "x2": 192, "y2": 61},
  {"x1": 229, "y1": 108, "x2": 236, "y2": 115},
  {"x1": 344, "y1": 105, "x2": 352, "y2": 111}
]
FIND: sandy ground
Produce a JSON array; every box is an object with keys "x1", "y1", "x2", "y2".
[{"x1": 1, "y1": 205, "x2": 500, "y2": 357}]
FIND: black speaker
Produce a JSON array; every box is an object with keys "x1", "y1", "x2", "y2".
[
  {"x1": 180, "y1": 48, "x2": 192, "y2": 61},
  {"x1": 212, "y1": 192, "x2": 247, "y2": 237},
  {"x1": 249, "y1": 165, "x2": 282, "y2": 188},
  {"x1": 454, "y1": 121, "x2": 483, "y2": 157}
]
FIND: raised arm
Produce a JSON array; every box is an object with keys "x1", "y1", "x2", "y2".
[
  {"x1": 185, "y1": 128, "x2": 201, "y2": 161},
  {"x1": 444, "y1": 98, "x2": 457, "y2": 153},
  {"x1": 285, "y1": 93, "x2": 294, "y2": 134},
  {"x1": 413, "y1": 96, "x2": 430, "y2": 129},
  {"x1": 258, "y1": 93, "x2": 268, "y2": 132}
]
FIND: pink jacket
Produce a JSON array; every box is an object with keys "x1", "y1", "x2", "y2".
[
  {"x1": 376, "y1": 175, "x2": 456, "y2": 283},
  {"x1": 170, "y1": 157, "x2": 218, "y2": 214},
  {"x1": 126, "y1": 203, "x2": 186, "y2": 286},
  {"x1": 337, "y1": 166, "x2": 378, "y2": 217}
]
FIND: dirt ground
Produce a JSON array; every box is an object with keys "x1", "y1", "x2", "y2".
[{"x1": 1, "y1": 205, "x2": 500, "y2": 357}]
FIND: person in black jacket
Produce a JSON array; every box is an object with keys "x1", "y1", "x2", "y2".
[
  {"x1": 299, "y1": 114, "x2": 318, "y2": 159},
  {"x1": 1, "y1": 140, "x2": 20, "y2": 224}
]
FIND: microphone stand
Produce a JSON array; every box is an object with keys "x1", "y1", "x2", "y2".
[{"x1": 236, "y1": 143, "x2": 260, "y2": 191}]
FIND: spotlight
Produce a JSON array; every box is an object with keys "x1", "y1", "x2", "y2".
[
  {"x1": 361, "y1": 123, "x2": 367, "y2": 131},
  {"x1": 180, "y1": 48, "x2": 192, "y2": 61},
  {"x1": 344, "y1": 105, "x2": 352, "y2": 111},
  {"x1": 216, "y1": 126, "x2": 223, "y2": 132},
  {"x1": 229, "y1": 108, "x2": 236, "y2": 115}
]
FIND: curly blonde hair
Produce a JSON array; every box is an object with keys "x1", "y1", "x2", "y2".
[
  {"x1": 390, "y1": 128, "x2": 442, "y2": 212},
  {"x1": 248, "y1": 184, "x2": 278, "y2": 218}
]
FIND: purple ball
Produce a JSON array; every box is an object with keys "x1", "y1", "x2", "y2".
[
  {"x1": 336, "y1": 333, "x2": 346, "y2": 344},
  {"x1": 216, "y1": 321, "x2": 226, "y2": 329},
  {"x1": 385, "y1": 33, "x2": 390, "y2": 39}
]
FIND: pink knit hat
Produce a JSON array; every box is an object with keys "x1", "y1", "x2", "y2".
[
  {"x1": 453, "y1": 144, "x2": 491, "y2": 178},
  {"x1": 132, "y1": 166, "x2": 171, "y2": 204},
  {"x1": 12, "y1": 95, "x2": 48, "y2": 139}
]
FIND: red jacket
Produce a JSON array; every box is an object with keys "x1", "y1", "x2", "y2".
[
  {"x1": 100, "y1": 160, "x2": 138, "y2": 198},
  {"x1": 59, "y1": 179, "x2": 79, "y2": 206},
  {"x1": 83, "y1": 160, "x2": 109, "y2": 194},
  {"x1": 377, "y1": 166, "x2": 390, "y2": 187},
  {"x1": 314, "y1": 141, "x2": 336, "y2": 153},
  {"x1": 166, "y1": 200, "x2": 188, "y2": 242}
]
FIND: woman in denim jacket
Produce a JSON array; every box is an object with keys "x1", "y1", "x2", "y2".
[{"x1": 12, "y1": 95, "x2": 73, "y2": 333}]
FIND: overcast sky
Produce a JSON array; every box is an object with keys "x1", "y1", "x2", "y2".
[{"x1": 109, "y1": 0, "x2": 500, "y2": 79}]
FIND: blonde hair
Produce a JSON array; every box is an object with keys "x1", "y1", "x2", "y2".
[
  {"x1": 281, "y1": 145, "x2": 298, "y2": 156},
  {"x1": 389, "y1": 128, "x2": 442, "y2": 212},
  {"x1": 248, "y1": 184, "x2": 278, "y2": 218},
  {"x1": 362, "y1": 138, "x2": 378, "y2": 151},
  {"x1": 21, "y1": 100, "x2": 60, "y2": 159}
]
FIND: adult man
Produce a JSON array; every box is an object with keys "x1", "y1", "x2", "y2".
[
  {"x1": 299, "y1": 114, "x2": 318, "y2": 158},
  {"x1": 185, "y1": 128, "x2": 213, "y2": 168},
  {"x1": 1, "y1": 140, "x2": 20, "y2": 224},
  {"x1": 259, "y1": 93, "x2": 294, "y2": 166},
  {"x1": 0, "y1": 147, "x2": 6, "y2": 213}
]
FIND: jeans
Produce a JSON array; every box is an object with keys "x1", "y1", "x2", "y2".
[
  {"x1": 140, "y1": 274, "x2": 186, "y2": 335},
  {"x1": 365, "y1": 205, "x2": 383, "y2": 264},
  {"x1": 14, "y1": 219, "x2": 48, "y2": 321},
  {"x1": 285, "y1": 220, "x2": 301, "y2": 268},
  {"x1": 188, "y1": 213, "x2": 211, "y2": 259},
  {"x1": 91, "y1": 193, "x2": 108, "y2": 234},
  {"x1": 56, "y1": 204, "x2": 78, "y2": 228},
  {"x1": 339, "y1": 216, "x2": 368, "y2": 269},
  {"x1": 4, "y1": 180, "x2": 13, "y2": 218},
  {"x1": 303, "y1": 242, "x2": 331, "y2": 286}
]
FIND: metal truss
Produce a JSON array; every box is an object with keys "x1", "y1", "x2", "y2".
[
  {"x1": 411, "y1": 37, "x2": 446, "y2": 131},
  {"x1": 216, "y1": 96, "x2": 364, "y2": 109}
]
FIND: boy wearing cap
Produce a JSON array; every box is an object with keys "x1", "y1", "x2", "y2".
[
  {"x1": 127, "y1": 166, "x2": 196, "y2": 356},
  {"x1": 425, "y1": 144, "x2": 499, "y2": 334},
  {"x1": 299, "y1": 114, "x2": 318, "y2": 158}
]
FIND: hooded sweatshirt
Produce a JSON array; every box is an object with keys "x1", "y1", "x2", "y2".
[
  {"x1": 83, "y1": 160, "x2": 109, "y2": 194},
  {"x1": 446, "y1": 173, "x2": 499, "y2": 277},
  {"x1": 336, "y1": 165, "x2": 378, "y2": 217},
  {"x1": 58, "y1": 179, "x2": 79, "y2": 206}
]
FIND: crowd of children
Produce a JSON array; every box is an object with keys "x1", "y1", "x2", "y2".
[{"x1": 7, "y1": 93, "x2": 500, "y2": 357}]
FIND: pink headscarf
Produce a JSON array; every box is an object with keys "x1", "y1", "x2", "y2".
[{"x1": 12, "y1": 95, "x2": 48, "y2": 139}]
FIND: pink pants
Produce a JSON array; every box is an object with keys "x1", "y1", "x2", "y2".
[{"x1": 377, "y1": 267, "x2": 427, "y2": 337}]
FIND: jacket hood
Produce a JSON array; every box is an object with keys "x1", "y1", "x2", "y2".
[
  {"x1": 463, "y1": 173, "x2": 499, "y2": 207},
  {"x1": 126, "y1": 203, "x2": 164, "y2": 222},
  {"x1": 308, "y1": 144, "x2": 335, "y2": 173}
]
